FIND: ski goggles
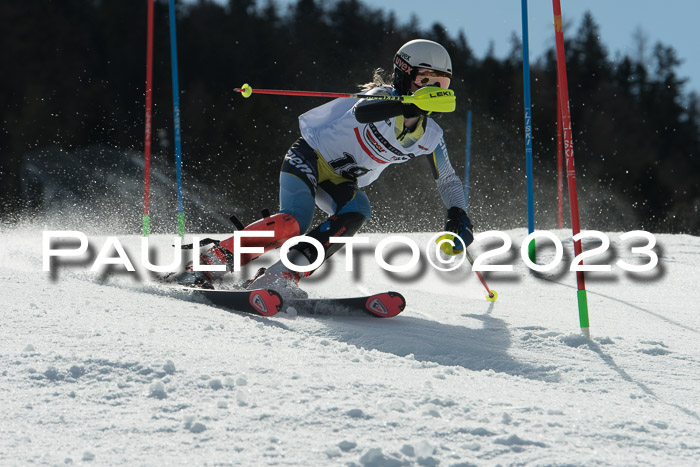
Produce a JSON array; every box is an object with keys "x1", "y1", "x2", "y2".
[{"x1": 413, "y1": 68, "x2": 452, "y2": 89}]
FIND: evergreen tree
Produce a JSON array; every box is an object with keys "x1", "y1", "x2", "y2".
[{"x1": 0, "y1": 0, "x2": 697, "y2": 234}]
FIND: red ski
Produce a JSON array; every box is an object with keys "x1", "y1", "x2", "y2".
[
  {"x1": 184, "y1": 288, "x2": 283, "y2": 317},
  {"x1": 286, "y1": 291, "x2": 405, "y2": 318}
]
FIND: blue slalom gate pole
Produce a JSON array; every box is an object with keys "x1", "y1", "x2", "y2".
[
  {"x1": 464, "y1": 110, "x2": 472, "y2": 214},
  {"x1": 522, "y1": 0, "x2": 536, "y2": 262},
  {"x1": 169, "y1": 0, "x2": 185, "y2": 237}
]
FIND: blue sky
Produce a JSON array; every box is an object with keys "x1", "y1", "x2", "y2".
[{"x1": 271, "y1": 0, "x2": 700, "y2": 97}]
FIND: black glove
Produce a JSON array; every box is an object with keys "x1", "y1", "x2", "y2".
[
  {"x1": 402, "y1": 103, "x2": 428, "y2": 119},
  {"x1": 444, "y1": 207, "x2": 474, "y2": 250}
]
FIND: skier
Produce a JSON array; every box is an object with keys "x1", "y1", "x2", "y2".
[{"x1": 171, "y1": 39, "x2": 474, "y2": 297}]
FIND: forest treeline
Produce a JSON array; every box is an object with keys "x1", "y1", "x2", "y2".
[{"x1": 1, "y1": 0, "x2": 698, "y2": 234}]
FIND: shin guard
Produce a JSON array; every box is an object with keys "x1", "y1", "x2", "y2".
[{"x1": 213, "y1": 213, "x2": 301, "y2": 268}]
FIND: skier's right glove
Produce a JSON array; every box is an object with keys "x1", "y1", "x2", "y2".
[{"x1": 444, "y1": 207, "x2": 474, "y2": 252}]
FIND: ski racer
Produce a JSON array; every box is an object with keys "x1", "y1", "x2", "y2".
[{"x1": 171, "y1": 39, "x2": 474, "y2": 297}]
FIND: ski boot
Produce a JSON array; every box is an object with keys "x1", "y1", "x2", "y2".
[
  {"x1": 245, "y1": 211, "x2": 367, "y2": 297},
  {"x1": 245, "y1": 250, "x2": 310, "y2": 299},
  {"x1": 167, "y1": 212, "x2": 300, "y2": 288},
  {"x1": 167, "y1": 243, "x2": 230, "y2": 289}
]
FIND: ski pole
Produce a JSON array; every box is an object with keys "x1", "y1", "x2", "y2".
[
  {"x1": 465, "y1": 249, "x2": 498, "y2": 301},
  {"x1": 436, "y1": 235, "x2": 498, "y2": 301},
  {"x1": 234, "y1": 83, "x2": 456, "y2": 113},
  {"x1": 235, "y1": 84, "x2": 368, "y2": 100}
]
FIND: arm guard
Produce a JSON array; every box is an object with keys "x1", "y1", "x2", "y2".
[
  {"x1": 426, "y1": 139, "x2": 468, "y2": 211},
  {"x1": 353, "y1": 99, "x2": 404, "y2": 123}
]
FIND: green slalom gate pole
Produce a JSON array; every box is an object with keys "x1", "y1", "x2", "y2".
[{"x1": 552, "y1": 0, "x2": 590, "y2": 337}]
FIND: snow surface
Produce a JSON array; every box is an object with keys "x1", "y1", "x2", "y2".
[{"x1": 1, "y1": 226, "x2": 699, "y2": 466}]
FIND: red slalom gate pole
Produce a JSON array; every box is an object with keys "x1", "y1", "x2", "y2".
[
  {"x1": 557, "y1": 84, "x2": 564, "y2": 229},
  {"x1": 552, "y1": 0, "x2": 590, "y2": 337},
  {"x1": 142, "y1": 0, "x2": 154, "y2": 237}
]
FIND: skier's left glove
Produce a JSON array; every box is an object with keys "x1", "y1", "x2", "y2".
[{"x1": 444, "y1": 207, "x2": 474, "y2": 251}]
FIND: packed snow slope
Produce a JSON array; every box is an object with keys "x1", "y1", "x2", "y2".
[{"x1": 1, "y1": 226, "x2": 699, "y2": 466}]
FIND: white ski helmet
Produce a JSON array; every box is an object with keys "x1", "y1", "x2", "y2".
[{"x1": 392, "y1": 39, "x2": 453, "y2": 94}]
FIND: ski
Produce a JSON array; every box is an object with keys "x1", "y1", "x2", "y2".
[
  {"x1": 182, "y1": 288, "x2": 283, "y2": 317},
  {"x1": 285, "y1": 291, "x2": 405, "y2": 318}
]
